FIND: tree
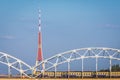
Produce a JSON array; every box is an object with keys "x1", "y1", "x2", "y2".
[
  {"x1": 112, "y1": 64, "x2": 120, "y2": 71},
  {"x1": 100, "y1": 64, "x2": 120, "y2": 72}
]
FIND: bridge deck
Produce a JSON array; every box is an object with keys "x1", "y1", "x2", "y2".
[{"x1": 0, "y1": 78, "x2": 120, "y2": 80}]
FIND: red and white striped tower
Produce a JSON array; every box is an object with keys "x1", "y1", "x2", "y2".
[{"x1": 35, "y1": 9, "x2": 43, "y2": 67}]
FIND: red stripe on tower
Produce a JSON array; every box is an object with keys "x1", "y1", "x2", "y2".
[
  {"x1": 37, "y1": 31, "x2": 42, "y2": 61},
  {"x1": 37, "y1": 10, "x2": 43, "y2": 61}
]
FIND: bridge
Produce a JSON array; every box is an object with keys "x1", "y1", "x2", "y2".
[{"x1": 0, "y1": 47, "x2": 120, "y2": 78}]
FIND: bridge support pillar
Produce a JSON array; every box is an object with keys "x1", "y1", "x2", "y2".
[
  {"x1": 8, "y1": 66, "x2": 11, "y2": 78},
  {"x1": 81, "y1": 72, "x2": 83, "y2": 78},
  {"x1": 95, "y1": 57, "x2": 98, "y2": 78},
  {"x1": 54, "y1": 71, "x2": 55, "y2": 78},
  {"x1": 81, "y1": 58, "x2": 84, "y2": 78},
  {"x1": 109, "y1": 72, "x2": 111, "y2": 78},
  {"x1": 67, "y1": 62, "x2": 70, "y2": 78},
  {"x1": 109, "y1": 58, "x2": 112, "y2": 78},
  {"x1": 96, "y1": 71, "x2": 98, "y2": 78}
]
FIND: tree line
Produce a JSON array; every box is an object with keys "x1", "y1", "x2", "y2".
[{"x1": 100, "y1": 64, "x2": 120, "y2": 72}]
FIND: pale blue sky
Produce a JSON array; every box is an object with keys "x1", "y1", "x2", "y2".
[{"x1": 0, "y1": 0, "x2": 120, "y2": 68}]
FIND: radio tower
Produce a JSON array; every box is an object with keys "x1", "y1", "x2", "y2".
[{"x1": 35, "y1": 9, "x2": 43, "y2": 68}]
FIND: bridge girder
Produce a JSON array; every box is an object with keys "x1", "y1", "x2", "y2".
[
  {"x1": 34, "y1": 47, "x2": 120, "y2": 77},
  {"x1": 1, "y1": 47, "x2": 120, "y2": 78},
  {"x1": 0, "y1": 52, "x2": 32, "y2": 78}
]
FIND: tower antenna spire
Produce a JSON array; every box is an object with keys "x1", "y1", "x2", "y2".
[
  {"x1": 38, "y1": 9, "x2": 41, "y2": 32},
  {"x1": 34, "y1": 9, "x2": 45, "y2": 76},
  {"x1": 35, "y1": 9, "x2": 43, "y2": 66}
]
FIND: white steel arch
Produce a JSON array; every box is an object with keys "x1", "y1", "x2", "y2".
[
  {"x1": 0, "y1": 52, "x2": 32, "y2": 78},
  {"x1": 34, "y1": 47, "x2": 120, "y2": 77}
]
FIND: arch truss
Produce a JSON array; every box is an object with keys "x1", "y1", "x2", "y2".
[
  {"x1": 0, "y1": 52, "x2": 32, "y2": 78},
  {"x1": 34, "y1": 47, "x2": 120, "y2": 77}
]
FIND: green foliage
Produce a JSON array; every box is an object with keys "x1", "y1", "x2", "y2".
[
  {"x1": 99, "y1": 69, "x2": 109, "y2": 72},
  {"x1": 112, "y1": 64, "x2": 120, "y2": 71},
  {"x1": 100, "y1": 64, "x2": 120, "y2": 72}
]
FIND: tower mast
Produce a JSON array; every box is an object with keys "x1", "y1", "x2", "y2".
[{"x1": 35, "y1": 9, "x2": 43, "y2": 67}]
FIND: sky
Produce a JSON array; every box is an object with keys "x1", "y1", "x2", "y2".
[{"x1": 0, "y1": 0, "x2": 120, "y2": 69}]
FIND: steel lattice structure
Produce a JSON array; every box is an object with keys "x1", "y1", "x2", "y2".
[
  {"x1": 34, "y1": 47, "x2": 120, "y2": 77},
  {"x1": 0, "y1": 52, "x2": 32, "y2": 78},
  {"x1": 1, "y1": 47, "x2": 120, "y2": 78}
]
